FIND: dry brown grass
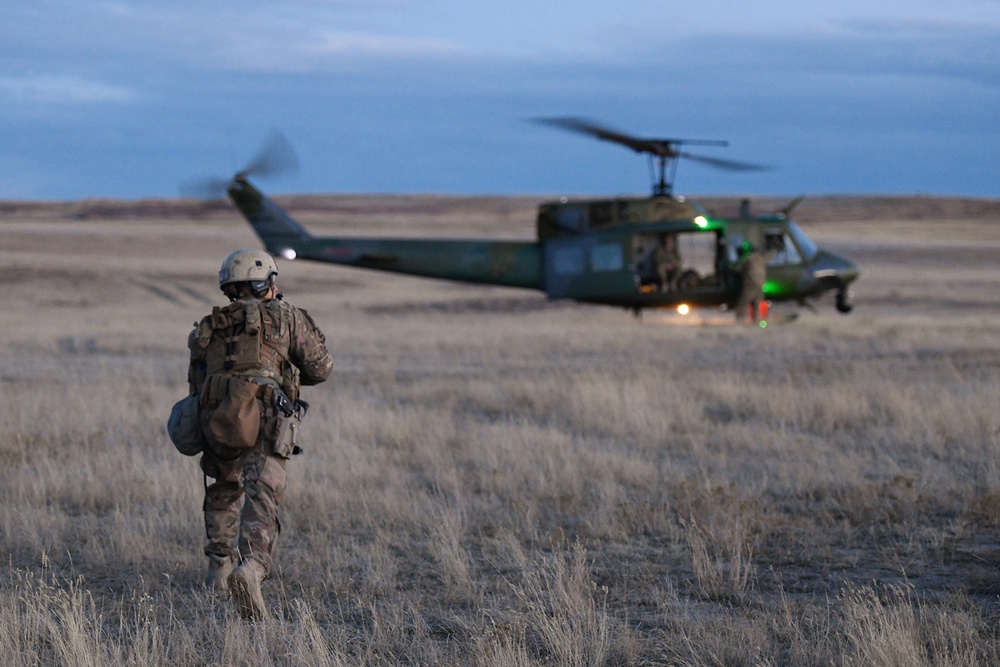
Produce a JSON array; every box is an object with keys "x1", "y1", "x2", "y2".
[{"x1": 0, "y1": 194, "x2": 999, "y2": 665}]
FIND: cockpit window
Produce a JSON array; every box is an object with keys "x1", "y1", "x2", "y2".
[
  {"x1": 786, "y1": 221, "x2": 818, "y2": 262},
  {"x1": 764, "y1": 231, "x2": 786, "y2": 253},
  {"x1": 726, "y1": 233, "x2": 746, "y2": 263},
  {"x1": 764, "y1": 229, "x2": 802, "y2": 266}
]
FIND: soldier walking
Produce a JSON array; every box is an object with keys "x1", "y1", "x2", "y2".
[{"x1": 186, "y1": 248, "x2": 333, "y2": 619}]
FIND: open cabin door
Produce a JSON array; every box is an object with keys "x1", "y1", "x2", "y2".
[{"x1": 634, "y1": 228, "x2": 734, "y2": 302}]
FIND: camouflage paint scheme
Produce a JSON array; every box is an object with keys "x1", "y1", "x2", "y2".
[{"x1": 228, "y1": 177, "x2": 859, "y2": 316}]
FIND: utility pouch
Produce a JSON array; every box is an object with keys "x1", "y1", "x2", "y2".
[
  {"x1": 207, "y1": 378, "x2": 261, "y2": 449},
  {"x1": 167, "y1": 393, "x2": 205, "y2": 456},
  {"x1": 272, "y1": 411, "x2": 300, "y2": 459}
]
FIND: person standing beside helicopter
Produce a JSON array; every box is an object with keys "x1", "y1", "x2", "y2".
[{"x1": 733, "y1": 241, "x2": 768, "y2": 324}]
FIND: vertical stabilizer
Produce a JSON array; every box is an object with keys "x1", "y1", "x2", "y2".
[{"x1": 227, "y1": 176, "x2": 313, "y2": 254}]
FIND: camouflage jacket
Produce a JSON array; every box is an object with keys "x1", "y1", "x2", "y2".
[
  {"x1": 737, "y1": 252, "x2": 768, "y2": 290},
  {"x1": 654, "y1": 244, "x2": 681, "y2": 271},
  {"x1": 188, "y1": 297, "x2": 333, "y2": 402}
]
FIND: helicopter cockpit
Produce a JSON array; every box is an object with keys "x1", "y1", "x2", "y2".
[{"x1": 725, "y1": 220, "x2": 818, "y2": 268}]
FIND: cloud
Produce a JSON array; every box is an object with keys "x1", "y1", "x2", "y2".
[
  {"x1": 304, "y1": 30, "x2": 468, "y2": 58},
  {"x1": 0, "y1": 74, "x2": 136, "y2": 105},
  {"x1": 631, "y1": 18, "x2": 1000, "y2": 89},
  {"x1": 203, "y1": 28, "x2": 471, "y2": 74},
  {"x1": 1, "y1": 3, "x2": 996, "y2": 198},
  {"x1": 64, "y1": 4, "x2": 473, "y2": 74},
  {"x1": 843, "y1": 19, "x2": 1000, "y2": 87}
]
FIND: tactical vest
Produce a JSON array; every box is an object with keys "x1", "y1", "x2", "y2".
[{"x1": 196, "y1": 299, "x2": 298, "y2": 400}]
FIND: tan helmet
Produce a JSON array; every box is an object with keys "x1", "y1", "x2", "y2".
[{"x1": 218, "y1": 248, "x2": 278, "y2": 287}]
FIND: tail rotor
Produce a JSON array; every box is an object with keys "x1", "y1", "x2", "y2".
[{"x1": 180, "y1": 130, "x2": 300, "y2": 200}]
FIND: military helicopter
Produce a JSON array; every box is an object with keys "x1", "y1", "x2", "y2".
[{"x1": 214, "y1": 122, "x2": 858, "y2": 316}]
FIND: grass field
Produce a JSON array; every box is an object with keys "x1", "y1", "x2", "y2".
[{"x1": 1, "y1": 194, "x2": 999, "y2": 665}]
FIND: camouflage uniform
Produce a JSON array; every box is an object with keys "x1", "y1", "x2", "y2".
[
  {"x1": 653, "y1": 236, "x2": 682, "y2": 292},
  {"x1": 734, "y1": 249, "x2": 768, "y2": 323},
  {"x1": 187, "y1": 297, "x2": 333, "y2": 579}
]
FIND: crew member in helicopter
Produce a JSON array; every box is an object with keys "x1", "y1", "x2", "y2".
[{"x1": 653, "y1": 233, "x2": 682, "y2": 293}]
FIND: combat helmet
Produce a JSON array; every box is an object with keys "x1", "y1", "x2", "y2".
[{"x1": 218, "y1": 248, "x2": 278, "y2": 296}]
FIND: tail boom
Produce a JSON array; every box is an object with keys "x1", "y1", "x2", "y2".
[
  {"x1": 228, "y1": 176, "x2": 313, "y2": 255},
  {"x1": 227, "y1": 177, "x2": 543, "y2": 290}
]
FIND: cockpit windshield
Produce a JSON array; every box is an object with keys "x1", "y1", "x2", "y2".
[{"x1": 786, "y1": 221, "x2": 818, "y2": 262}]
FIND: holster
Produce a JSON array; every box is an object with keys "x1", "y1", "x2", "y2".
[{"x1": 271, "y1": 396, "x2": 309, "y2": 459}]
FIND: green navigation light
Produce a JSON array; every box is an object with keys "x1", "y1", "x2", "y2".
[{"x1": 762, "y1": 280, "x2": 793, "y2": 299}]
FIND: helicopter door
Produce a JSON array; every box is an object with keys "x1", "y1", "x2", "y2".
[
  {"x1": 637, "y1": 229, "x2": 729, "y2": 295},
  {"x1": 543, "y1": 237, "x2": 635, "y2": 299}
]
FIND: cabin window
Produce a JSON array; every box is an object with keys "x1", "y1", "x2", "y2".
[
  {"x1": 555, "y1": 208, "x2": 586, "y2": 233},
  {"x1": 590, "y1": 243, "x2": 624, "y2": 272},
  {"x1": 537, "y1": 205, "x2": 588, "y2": 238},
  {"x1": 588, "y1": 202, "x2": 615, "y2": 228},
  {"x1": 552, "y1": 246, "x2": 585, "y2": 275}
]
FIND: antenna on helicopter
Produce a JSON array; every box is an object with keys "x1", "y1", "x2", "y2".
[{"x1": 534, "y1": 117, "x2": 769, "y2": 197}]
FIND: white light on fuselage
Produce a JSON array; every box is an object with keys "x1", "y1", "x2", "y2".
[
  {"x1": 677, "y1": 304, "x2": 690, "y2": 315},
  {"x1": 280, "y1": 248, "x2": 297, "y2": 260}
]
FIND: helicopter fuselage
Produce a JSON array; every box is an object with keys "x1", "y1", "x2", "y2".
[{"x1": 228, "y1": 177, "x2": 859, "y2": 315}]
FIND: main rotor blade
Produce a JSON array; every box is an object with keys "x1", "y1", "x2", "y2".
[
  {"x1": 240, "y1": 130, "x2": 300, "y2": 179},
  {"x1": 535, "y1": 116, "x2": 731, "y2": 158},
  {"x1": 777, "y1": 195, "x2": 805, "y2": 217},
  {"x1": 677, "y1": 151, "x2": 771, "y2": 172},
  {"x1": 535, "y1": 117, "x2": 678, "y2": 157}
]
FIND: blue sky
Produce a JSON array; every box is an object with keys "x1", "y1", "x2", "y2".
[{"x1": 1, "y1": 1, "x2": 998, "y2": 200}]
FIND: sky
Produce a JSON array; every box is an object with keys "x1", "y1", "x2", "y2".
[{"x1": 1, "y1": 1, "x2": 998, "y2": 200}]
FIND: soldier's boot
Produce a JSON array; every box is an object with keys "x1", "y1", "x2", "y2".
[
  {"x1": 205, "y1": 555, "x2": 234, "y2": 595},
  {"x1": 228, "y1": 559, "x2": 268, "y2": 620}
]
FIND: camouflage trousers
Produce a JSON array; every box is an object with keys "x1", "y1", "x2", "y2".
[
  {"x1": 200, "y1": 445, "x2": 288, "y2": 577},
  {"x1": 735, "y1": 285, "x2": 764, "y2": 323}
]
